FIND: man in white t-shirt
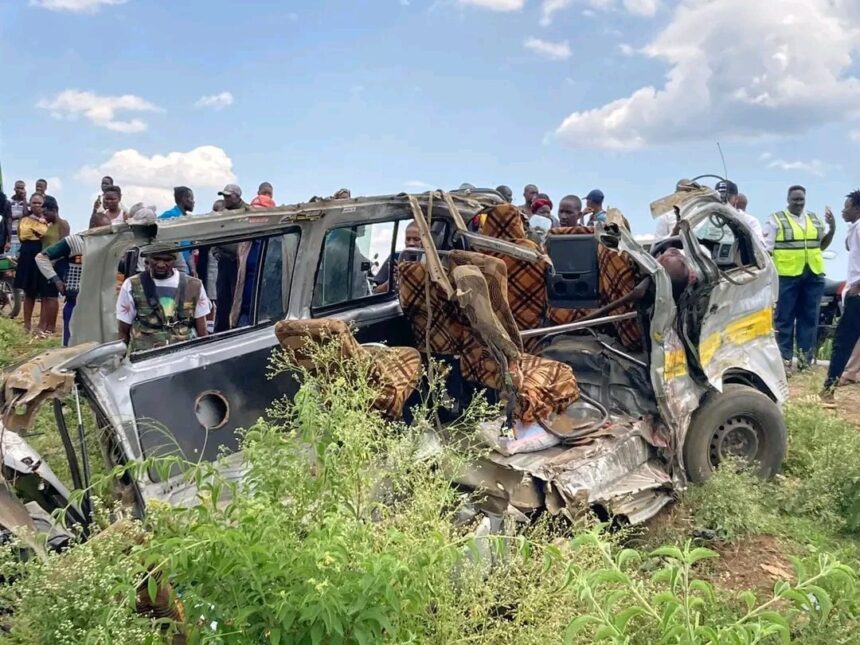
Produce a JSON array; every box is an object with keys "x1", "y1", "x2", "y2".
[
  {"x1": 733, "y1": 193, "x2": 764, "y2": 245},
  {"x1": 117, "y1": 250, "x2": 211, "y2": 352}
]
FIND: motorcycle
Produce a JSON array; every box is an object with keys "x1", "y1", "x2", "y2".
[
  {"x1": 0, "y1": 254, "x2": 21, "y2": 318},
  {"x1": 817, "y1": 277, "x2": 845, "y2": 360}
]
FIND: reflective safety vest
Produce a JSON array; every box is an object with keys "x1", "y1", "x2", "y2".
[
  {"x1": 772, "y1": 210, "x2": 824, "y2": 277},
  {"x1": 128, "y1": 272, "x2": 202, "y2": 352}
]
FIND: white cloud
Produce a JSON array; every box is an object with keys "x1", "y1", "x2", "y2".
[
  {"x1": 30, "y1": 0, "x2": 125, "y2": 11},
  {"x1": 851, "y1": 130, "x2": 860, "y2": 142},
  {"x1": 77, "y1": 146, "x2": 236, "y2": 210},
  {"x1": 457, "y1": 0, "x2": 524, "y2": 10},
  {"x1": 524, "y1": 37, "x2": 572, "y2": 60},
  {"x1": 37, "y1": 90, "x2": 162, "y2": 133},
  {"x1": 540, "y1": 0, "x2": 572, "y2": 25},
  {"x1": 622, "y1": 0, "x2": 659, "y2": 16},
  {"x1": 618, "y1": 43, "x2": 636, "y2": 56},
  {"x1": 194, "y1": 91, "x2": 234, "y2": 110},
  {"x1": 765, "y1": 156, "x2": 829, "y2": 177},
  {"x1": 556, "y1": 0, "x2": 860, "y2": 150}
]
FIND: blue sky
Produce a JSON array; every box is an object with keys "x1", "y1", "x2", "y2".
[{"x1": 1, "y1": 0, "x2": 858, "y2": 277}]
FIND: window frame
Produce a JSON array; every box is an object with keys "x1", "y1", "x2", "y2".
[
  {"x1": 128, "y1": 225, "x2": 302, "y2": 361},
  {"x1": 310, "y1": 218, "x2": 413, "y2": 317}
]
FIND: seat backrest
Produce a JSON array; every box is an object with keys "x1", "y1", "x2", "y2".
[
  {"x1": 449, "y1": 250, "x2": 522, "y2": 353},
  {"x1": 398, "y1": 260, "x2": 466, "y2": 356},
  {"x1": 479, "y1": 204, "x2": 549, "y2": 330},
  {"x1": 546, "y1": 226, "x2": 643, "y2": 350},
  {"x1": 274, "y1": 319, "x2": 366, "y2": 371}
]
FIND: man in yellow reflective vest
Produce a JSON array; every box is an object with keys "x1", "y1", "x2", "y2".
[{"x1": 763, "y1": 185, "x2": 836, "y2": 372}]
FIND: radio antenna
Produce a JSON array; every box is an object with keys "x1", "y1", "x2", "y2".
[{"x1": 716, "y1": 141, "x2": 729, "y2": 179}]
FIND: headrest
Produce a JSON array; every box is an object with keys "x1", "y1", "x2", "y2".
[{"x1": 480, "y1": 203, "x2": 526, "y2": 241}]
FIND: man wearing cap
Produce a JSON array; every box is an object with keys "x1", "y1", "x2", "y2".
[
  {"x1": 219, "y1": 184, "x2": 249, "y2": 211},
  {"x1": 583, "y1": 190, "x2": 607, "y2": 225},
  {"x1": 211, "y1": 184, "x2": 248, "y2": 332},
  {"x1": 764, "y1": 185, "x2": 836, "y2": 372},
  {"x1": 116, "y1": 250, "x2": 211, "y2": 353}
]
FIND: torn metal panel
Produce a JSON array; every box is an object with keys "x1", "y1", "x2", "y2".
[
  {"x1": 607, "y1": 490, "x2": 673, "y2": 525},
  {"x1": 1, "y1": 344, "x2": 97, "y2": 431}
]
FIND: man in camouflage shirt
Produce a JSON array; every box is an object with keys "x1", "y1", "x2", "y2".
[{"x1": 116, "y1": 250, "x2": 211, "y2": 352}]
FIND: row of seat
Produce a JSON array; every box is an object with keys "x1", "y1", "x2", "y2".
[
  {"x1": 273, "y1": 203, "x2": 645, "y2": 424},
  {"x1": 478, "y1": 204, "x2": 643, "y2": 351}
]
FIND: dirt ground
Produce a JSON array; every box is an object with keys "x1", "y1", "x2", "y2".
[
  {"x1": 789, "y1": 367, "x2": 860, "y2": 428},
  {"x1": 706, "y1": 535, "x2": 797, "y2": 593}
]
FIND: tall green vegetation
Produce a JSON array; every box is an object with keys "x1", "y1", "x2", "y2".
[{"x1": 1, "y1": 335, "x2": 860, "y2": 643}]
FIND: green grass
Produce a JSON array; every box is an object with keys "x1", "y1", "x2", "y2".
[{"x1": 2, "y1": 317, "x2": 860, "y2": 642}]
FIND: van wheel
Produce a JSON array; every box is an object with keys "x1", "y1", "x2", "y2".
[{"x1": 683, "y1": 384, "x2": 786, "y2": 483}]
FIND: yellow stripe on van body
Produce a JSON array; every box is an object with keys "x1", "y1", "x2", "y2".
[
  {"x1": 664, "y1": 348, "x2": 688, "y2": 380},
  {"x1": 699, "y1": 308, "x2": 774, "y2": 366}
]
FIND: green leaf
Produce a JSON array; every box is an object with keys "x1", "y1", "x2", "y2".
[
  {"x1": 564, "y1": 615, "x2": 600, "y2": 643},
  {"x1": 690, "y1": 579, "x2": 715, "y2": 604},
  {"x1": 757, "y1": 611, "x2": 790, "y2": 645},
  {"x1": 687, "y1": 547, "x2": 719, "y2": 564},
  {"x1": 613, "y1": 606, "x2": 645, "y2": 633},
  {"x1": 618, "y1": 548, "x2": 642, "y2": 570},
  {"x1": 595, "y1": 624, "x2": 619, "y2": 641},
  {"x1": 806, "y1": 584, "x2": 833, "y2": 620},
  {"x1": 738, "y1": 590, "x2": 757, "y2": 612},
  {"x1": 650, "y1": 545, "x2": 684, "y2": 561},
  {"x1": 146, "y1": 574, "x2": 158, "y2": 604}
]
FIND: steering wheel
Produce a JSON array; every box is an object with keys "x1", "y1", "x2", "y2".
[{"x1": 649, "y1": 236, "x2": 684, "y2": 258}]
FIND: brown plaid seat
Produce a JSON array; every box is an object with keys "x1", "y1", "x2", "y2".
[
  {"x1": 274, "y1": 318, "x2": 422, "y2": 419},
  {"x1": 545, "y1": 226, "x2": 643, "y2": 351},
  {"x1": 398, "y1": 260, "x2": 465, "y2": 355},
  {"x1": 396, "y1": 250, "x2": 579, "y2": 423},
  {"x1": 479, "y1": 204, "x2": 549, "y2": 331}
]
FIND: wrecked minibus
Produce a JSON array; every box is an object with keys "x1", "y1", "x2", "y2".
[{"x1": 0, "y1": 181, "x2": 788, "y2": 539}]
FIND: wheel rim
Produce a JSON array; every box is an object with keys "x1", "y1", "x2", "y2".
[
  {"x1": 708, "y1": 414, "x2": 763, "y2": 468},
  {"x1": 0, "y1": 281, "x2": 14, "y2": 317}
]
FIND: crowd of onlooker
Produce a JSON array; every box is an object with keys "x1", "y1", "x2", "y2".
[{"x1": 0, "y1": 175, "x2": 857, "y2": 402}]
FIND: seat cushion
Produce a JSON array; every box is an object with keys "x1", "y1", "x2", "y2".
[
  {"x1": 477, "y1": 205, "x2": 549, "y2": 331},
  {"x1": 274, "y1": 318, "x2": 363, "y2": 369},
  {"x1": 479, "y1": 203, "x2": 527, "y2": 241},
  {"x1": 514, "y1": 354, "x2": 580, "y2": 423},
  {"x1": 275, "y1": 319, "x2": 421, "y2": 419},
  {"x1": 364, "y1": 345, "x2": 423, "y2": 418}
]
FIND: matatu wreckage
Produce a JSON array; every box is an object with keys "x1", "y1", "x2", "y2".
[{"x1": 0, "y1": 179, "x2": 788, "y2": 542}]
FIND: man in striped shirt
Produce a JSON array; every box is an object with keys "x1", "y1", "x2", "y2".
[{"x1": 36, "y1": 233, "x2": 84, "y2": 346}]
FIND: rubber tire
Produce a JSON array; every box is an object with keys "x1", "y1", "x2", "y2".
[{"x1": 683, "y1": 383, "x2": 787, "y2": 483}]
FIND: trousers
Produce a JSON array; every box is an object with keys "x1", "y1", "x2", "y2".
[
  {"x1": 63, "y1": 292, "x2": 77, "y2": 347},
  {"x1": 825, "y1": 295, "x2": 860, "y2": 389},
  {"x1": 775, "y1": 267, "x2": 825, "y2": 362}
]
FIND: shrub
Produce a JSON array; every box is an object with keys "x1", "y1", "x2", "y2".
[
  {"x1": 0, "y1": 521, "x2": 161, "y2": 644},
  {"x1": 778, "y1": 401, "x2": 860, "y2": 532},
  {"x1": 682, "y1": 458, "x2": 774, "y2": 541}
]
